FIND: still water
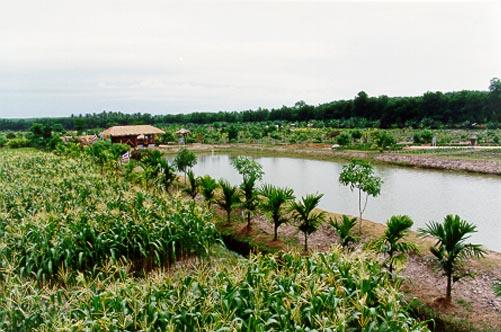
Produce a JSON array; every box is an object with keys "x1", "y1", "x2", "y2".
[{"x1": 190, "y1": 153, "x2": 501, "y2": 251}]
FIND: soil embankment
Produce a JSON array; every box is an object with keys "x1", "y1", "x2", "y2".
[{"x1": 159, "y1": 143, "x2": 501, "y2": 175}]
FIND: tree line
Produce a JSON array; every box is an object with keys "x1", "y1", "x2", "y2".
[{"x1": 1, "y1": 78, "x2": 499, "y2": 131}]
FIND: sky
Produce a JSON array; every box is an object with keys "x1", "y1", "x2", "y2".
[{"x1": 0, "y1": 0, "x2": 500, "y2": 118}]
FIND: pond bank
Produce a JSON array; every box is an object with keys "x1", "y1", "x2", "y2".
[
  {"x1": 158, "y1": 143, "x2": 501, "y2": 175},
  {"x1": 214, "y1": 206, "x2": 501, "y2": 332}
]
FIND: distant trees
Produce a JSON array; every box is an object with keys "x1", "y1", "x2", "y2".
[
  {"x1": 339, "y1": 160, "x2": 382, "y2": 233},
  {"x1": 290, "y1": 193, "x2": 326, "y2": 252},
  {"x1": 419, "y1": 215, "x2": 486, "y2": 303},
  {"x1": 259, "y1": 184, "x2": 295, "y2": 241},
  {"x1": 1, "y1": 79, "x2": 499, "y2": 131}
]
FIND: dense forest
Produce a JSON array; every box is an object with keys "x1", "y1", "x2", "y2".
[{"x1": 1, "y1": 78, "x2": 499, "y2": 131}]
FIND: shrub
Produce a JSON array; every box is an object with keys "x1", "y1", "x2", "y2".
[{"x1": 336, "y1": 131, "x2": 352, "y2": 146}]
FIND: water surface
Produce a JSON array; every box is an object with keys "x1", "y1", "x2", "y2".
[{"x1": 189, "y1": 153, "x2": 501, "y2": 251}]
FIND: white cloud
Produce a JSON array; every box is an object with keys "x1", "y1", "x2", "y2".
[{"x1": 0, "y1": 0, "x2": 499, "y2": 117}]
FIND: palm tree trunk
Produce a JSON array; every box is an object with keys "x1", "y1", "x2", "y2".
[
  {"x1": 304, "y1": 232, "x2": 308, "y2": 252},
  {"x1": 274, "y1": 223, "x2": 278, "y2": 241},
  {"x1": 227, "y1": 210, "x2": 231, "y2": 224},
  {"x1": 358, "y1": 188, "x2": 363, "y2": 233},
  {"x1": 247, "y1": 211, "x2": 251, "y2": 229},
  {"x1": 446, "y1": 272, "x2": 452, "y2": 303}
]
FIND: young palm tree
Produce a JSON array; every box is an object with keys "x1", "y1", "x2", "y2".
[
  {"x1": 198, "y1": 175, "x2": 217, "y2": 207},
  {"x1": 330, "y1": 215, "x2": 358, "y2": 248},
  {"x1": 240, "y1": 176, "x2": 259, "y2": 230},
  {"x1": 216, "y1": 179, "x2": 241, "y2": 223},
  {"x1": 259, "y1": 184, "x2": 295, "y2": 241},
  {"x1": 183, "y1": 170, "x2": 199, "y2": 200},
  {"x1": 290, "y1": 193, "x2": 326, "y2": 252},
  {"x1": 158, "y1": 159, "x2": 176, "y2": 193},
  {"x1": 419, "y1": 214, "x2": 486, "y2": 303},
  {"x1": 494, "y1": 281, "x2": 501, "y2": 297},
  {"x1": 374, "y1": 215, "x2": 416, "y2": 275}
]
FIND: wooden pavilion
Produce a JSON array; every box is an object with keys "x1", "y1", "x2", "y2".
[{"x1": 101, "y1": 125, "x2": 165, "y2": 148}]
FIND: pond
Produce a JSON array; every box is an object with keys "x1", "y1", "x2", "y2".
[{"x1": 187, "y1": 152, "x2": 501, "y2": 252}]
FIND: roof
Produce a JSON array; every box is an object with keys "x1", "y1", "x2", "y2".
[
  {"x1": 175, "y1": 128, "x2": 191, "y2": 135},
  {"x1": 101, "y1": 125, "x2": 165, "y2": 137}
]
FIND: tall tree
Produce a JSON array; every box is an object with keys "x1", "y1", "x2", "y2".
[
  {"x1": 290, "y1": 193, "x2": 326, "y2": 252},
  {"x1": 259, "y1": 184, "x2": 295, "y2": 241},
  {"x1": 419, "y1": 215, "x2": 485, "y2": 303},
  {"x1": 339, "y1": 160, "x2": 382, "y2": 233}
]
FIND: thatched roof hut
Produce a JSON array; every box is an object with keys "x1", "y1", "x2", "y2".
[
  {"x1": 101, "y1": 125, "x2": 164, "y2": 147},
  {"x1": 102, "y1": 125, "x2": 164, "y2": 138}
]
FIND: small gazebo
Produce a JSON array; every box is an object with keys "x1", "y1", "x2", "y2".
[{"x1": 175, "y1": 128, "x2": 191, "y2": 144}]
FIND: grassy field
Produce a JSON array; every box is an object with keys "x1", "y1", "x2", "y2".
[{"x1": 0, "y1": 149, "x2": 429, "y2": 331}]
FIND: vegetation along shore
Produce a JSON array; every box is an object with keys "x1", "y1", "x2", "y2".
[{"x1": 1, "y1": 135, "x2": 499, "y2": 330}]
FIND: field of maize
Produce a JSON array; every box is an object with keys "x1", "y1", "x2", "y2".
[{"x1": 0, "y1": 150, "x2": 429, "y2": 331}]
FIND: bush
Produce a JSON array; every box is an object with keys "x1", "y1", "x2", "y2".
[
  {"x1": 374, "y1": 131, "x2": 396, "y2": 151},
  {"x1": 413, "y1": 129, "x2": 434, "y2": 144},
  {"x1": 336, "y1": 131, "x2": 352, "y2": 146},
  {"x1": 351, "y1": 129, "x2": 363, "y2": 140},
  {"x1": 7, "y1": 137, "x2": 30, "y2": 149},
  {"x1": 0, "y1": 135, "x2": 7, "y2": 148}
]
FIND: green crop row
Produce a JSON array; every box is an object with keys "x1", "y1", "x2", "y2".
[
  {"x1": 0, "y1": 249, "x2": 428, "y2": 331},
  {"x1": 0, "y1": 150, "x2": 216, "y2": 282}
]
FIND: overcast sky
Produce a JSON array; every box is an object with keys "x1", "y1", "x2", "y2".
[{"x1": 0, "y1": 0, "x2": 500, "y2": 118}]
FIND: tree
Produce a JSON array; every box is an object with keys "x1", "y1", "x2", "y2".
[
  {"x1": 373, "y1": 215, "x2": 416, "y2": 275},
  {"x1": 216, "y1": 180, "x2": 241, "y2": 223},
  {"x1": 259, "y1": 184, "x2": 295, "y2": 241},
  {"x1": 231, "y1": 156, "x2": 264, "y2": 229},
  {"x1": 231, "y1": 156, "x2": 264, "y2": 181},
  {"x1": 183, "y1": 170, "x2": 199, "y2": 200},
  {"x1": 290, "y1": 193, "x2": 326, "y2": 252},
  {"x1": 174, "y1": 148, "x2": 197, "y2": 182},
  {"x1": 339, "y1": 160, "x2": 382, "y2": 233},
  {"x1": 419, "y1": 215, "x2": 486, "y2": 303},
  {"x1": 199, "y1": 175, "x2": 217, "y2": 207},
  {"x1": 330, "y1": 215, "x2": 357, "y2": 248}
]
